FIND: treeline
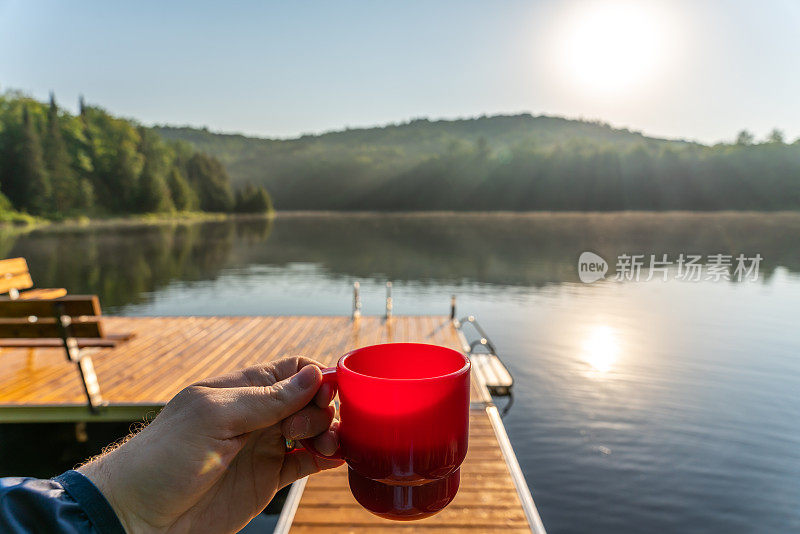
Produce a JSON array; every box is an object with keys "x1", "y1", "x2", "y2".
[
  {"x1": 158, "y1": 115, "x2": 800, "y2": 211},
  {"x1": 0, "y1": 91, "x2": 272, "y2": 218},
  {"x1": 359, "y1": 136, "x2": 800, "y2": 210}
]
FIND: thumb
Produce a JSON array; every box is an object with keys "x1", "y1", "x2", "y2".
[{"x1": 220, "y1": 365, "x2": 322, "y2": 435}]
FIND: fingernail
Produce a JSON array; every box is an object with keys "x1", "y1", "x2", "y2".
[
  {"x1": 290, "y1": 414, "x2": 309, "y2": 439},
  {"x1": 292, "y1": 366, "x2": 317, "y2": 390},
  {"x1": 318, "y1": 432, "x2": 337, "y2": 456}
]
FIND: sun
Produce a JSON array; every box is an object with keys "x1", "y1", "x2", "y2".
[{"x1": 557, "y1": 1, "x2": 670, "y2": 94}]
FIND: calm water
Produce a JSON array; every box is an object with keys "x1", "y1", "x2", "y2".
[{"x1": 4, "y1": 213, "x2": 800, "y2": 533}]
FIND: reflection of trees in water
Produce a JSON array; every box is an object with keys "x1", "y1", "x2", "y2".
[
  {"x1": 3, "y1": 214, "x2": 798, "y2": 309},
  {"x1": 247, "y1": 213, "x2": 800, "y2": 286},
  {"x1": 6, "y1": 219, "x2": 273, "y2": 309}
]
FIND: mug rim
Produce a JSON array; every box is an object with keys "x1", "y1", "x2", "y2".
[{"x1": 338, "y1": 342, "x2": 470, "y2": 382}]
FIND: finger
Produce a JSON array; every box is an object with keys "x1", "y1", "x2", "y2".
[
  {"x1": 216, "y1": 365, "x2": 323, "y2": 435},
  {"x1": 270, "y1": 356, "x2": 328, "y2": 382},
  {"x1": 310, "y1": 419, "x2": 340, "y2": 457},
  {"x1": 279, "y1": 449, "x2": 344, "y2": 489},
  {"x1": 314, "y1": 381, "x2": 336, "y2": 409},
  {"x1": 196, "y1": 356, "x2": 326, "y2": 389},
  {"x1": 281, "y1": 403, "x2": 335, "y2": 440}
]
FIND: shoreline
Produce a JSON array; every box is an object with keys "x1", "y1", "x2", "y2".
[
  {"x1": 0, "y1": 211, "x2": 274, "y2": 233},
  {"x1": 1, "y1": 209, "x2": 798, "y2": 234},
  {"x1": 273, "y1": 209, "x2": 800, "y2": 217}
]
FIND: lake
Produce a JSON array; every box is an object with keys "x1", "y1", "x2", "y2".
[{"x1": 2, "y1": 212, "x2": 799, "y2": 533}]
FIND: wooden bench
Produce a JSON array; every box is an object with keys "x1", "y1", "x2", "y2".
[
  {"x1": 0, "y1": 257, "x2": 67, "y2": 300},
  {"x1": 0, "y1": 296, "x2": 133, "y2": 412}
]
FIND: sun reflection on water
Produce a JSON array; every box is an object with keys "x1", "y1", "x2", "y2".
[{"x1": 580, "y1": 326, "x2": 620, "y2": 374}]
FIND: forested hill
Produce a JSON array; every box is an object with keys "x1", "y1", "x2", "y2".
[
  {"x1": 154, "y1": 115, "x2": 800, "y2": 211},
  {"x1": 0, "y1": 91, "x2": 272, "y2": 219}
]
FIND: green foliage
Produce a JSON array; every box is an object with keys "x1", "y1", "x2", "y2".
[
  {"x1": 767, "y1": 128, "x2": 784, "y2": 144},
  {"x1": 17, "y1": 106, "x2": 52, "y2": 214},
  {"x1": 137, "y1": 128, "x2": 174, "y2": 213},
  {"x1": 82, "y1": 105, "x2": 144, "y2": 212},
  {"x1": 185, "y1": 152, "x2": 235, "y2": 212},
  {"x1": 234, "y1": 183, "x2": 273, "y2": 213},
  {"x1": 44, "y1": 94, "x2": 81, "y2": 213},
  {"x1": 736, "y1": 130, "x2": 754, "y2": 146},
  {"x1": 4, "y1": 89, "x2": 798, "y2": 214},
  {"x1": 167, "y1": 166, "x2": 199, "y2": 211},
  {"x1": 0, "y1": 90, "x2": 247, "y2": 218},
  {"x1": 157, "y1": 115, "x2": 800, "y2": 211}
]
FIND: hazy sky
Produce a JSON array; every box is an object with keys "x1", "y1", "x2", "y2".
[{"x1": 1, "y1": 0, "x2": 798, "y2": 144}]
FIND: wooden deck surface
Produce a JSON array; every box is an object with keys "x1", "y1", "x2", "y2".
[
  {"x1": 289, "y1": 408, "x2": 532, "y2": 533},
  {"x1": 0, "y1": 314, "x2": 543, "y2": 532},
  {"x1": 0, "y1": 315, "x2": 474, "y2": 407}
]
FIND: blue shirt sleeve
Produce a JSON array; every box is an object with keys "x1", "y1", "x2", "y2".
[{"x1": 0, "y1": 470, "x2": 125, "y2": 534}]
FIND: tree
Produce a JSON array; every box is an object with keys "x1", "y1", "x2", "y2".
[
  {"x1": 137, "y1": 128, "x2": 174, "y2": 212},
  {"x1": 81, "y1": 107, "x2": 143, "y2": 212},
  {"x1": 138, "y1": 160, "x2": 174, "y2": 212},
  {"x1": 767, "y1": 128, "x2": 785, "y2": 144},
  {"x1": 111, "y1": 140, "x2": 143, "y2": 212},
  {"x1": 234, "y1": 183, "x2": 273, "y2": 213},
  {"x1": 185, "y1": 152, "x2": 234, "y2": 211},
  {"x1": 75, "y1": 178, "x2": 95, "y2": 210},
  {"x1": 18, "y1": 106, "x2": 52, "y2": 214},
  {"x1": 0, "y1": 92, "x2": 231, "y2": 217},
  {"x1": 735, "y1": 130, "x2": 754, "y2": 146},
  {"x1": 167, "y1": 165, "x2": 198, "y2": 211},
  {"x1": 44, "y1": 93, "x2": 80, "y2": 213}
]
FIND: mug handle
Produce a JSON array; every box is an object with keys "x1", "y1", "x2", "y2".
[{"x1": 298, "y1": 367, "x2": 344, "y2": 460}]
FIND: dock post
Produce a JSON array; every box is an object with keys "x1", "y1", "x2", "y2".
[
  {"x1": 450, "y1": 295, "x2": 457, "y2": 320},
  {"x1": 385, "y1": 281, "x2": 393, "y2": 320},
  {"x1": 352, "y1": 281, "x2": 361, "y2": 320}
]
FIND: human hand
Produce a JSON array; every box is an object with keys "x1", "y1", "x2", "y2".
[{"x1": 79, "y1": 357, "x2": 343, "y2": 533}]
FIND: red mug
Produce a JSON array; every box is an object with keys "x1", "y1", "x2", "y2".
[{"x1": 301, "y1": 342, "x2": 471, "y2": 520}]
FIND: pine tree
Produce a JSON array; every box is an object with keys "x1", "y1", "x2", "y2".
[
  {"x1": 44, "y1": 93, "x2": 79, "y2": 213},
  {"x1": 0, "y1": 119, "x2": 22, "y2": 206},
  {"x1": 18, "y1": 106, "x2": 52, "y2": 214}
]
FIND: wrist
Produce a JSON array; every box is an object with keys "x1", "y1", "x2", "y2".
[{"x1": 78, "y1": 451, "x2": 139, "y2": 533}]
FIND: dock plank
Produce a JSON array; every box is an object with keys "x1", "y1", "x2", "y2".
[
  {"x1": 0, "y1": 314, "x2": 544, "y2": 533},
  {"x1": 0, "y1": 316, "x2": 465, "y2": 407},
  {"x1": 289, "y1": 409, "x2": 532, "y2": 533}
]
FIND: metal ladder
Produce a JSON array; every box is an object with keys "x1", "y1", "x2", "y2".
[{"x1": 455, "y1": 314, "x2": 515, "y2": 416}]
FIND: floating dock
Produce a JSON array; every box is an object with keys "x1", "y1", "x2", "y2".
[{"x1": 0, "y1": 315, "x2": 545, "y2": 533}]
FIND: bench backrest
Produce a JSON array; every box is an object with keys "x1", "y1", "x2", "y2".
[
  {"x1": 0, "y1": 296, "x2": 104, "y2": 339},
  {"x1": 0, "y1": 258, "x2": 34, "y2": 295}
]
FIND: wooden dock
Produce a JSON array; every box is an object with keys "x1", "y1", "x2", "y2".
[{"x1": 0, "y1": 315, "x2": 545, "y2": 532}]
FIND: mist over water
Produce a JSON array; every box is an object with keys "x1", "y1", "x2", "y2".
[{"x1": 4, "y1": 213, "x2": 800, "y2": 533}]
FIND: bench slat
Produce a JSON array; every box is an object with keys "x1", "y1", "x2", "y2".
[
  {"x1": 0, "y1": 318, "x2": 103, "y2": 338},
  {"x1": 0, "y1": 333, "x2": 133, "y2": 348},
  {"x1": 0, "y1": 273, "x2": 33, "y2": 294},
  {"x1": 0, "y1": 296, "x2": 101, "y2": 318},
  {"x1": 0, "y1": 258, "x2": 29, "y2": 277},
  {"x1": 17, "y1": 288, "x2": 69, "y2": 300}
]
